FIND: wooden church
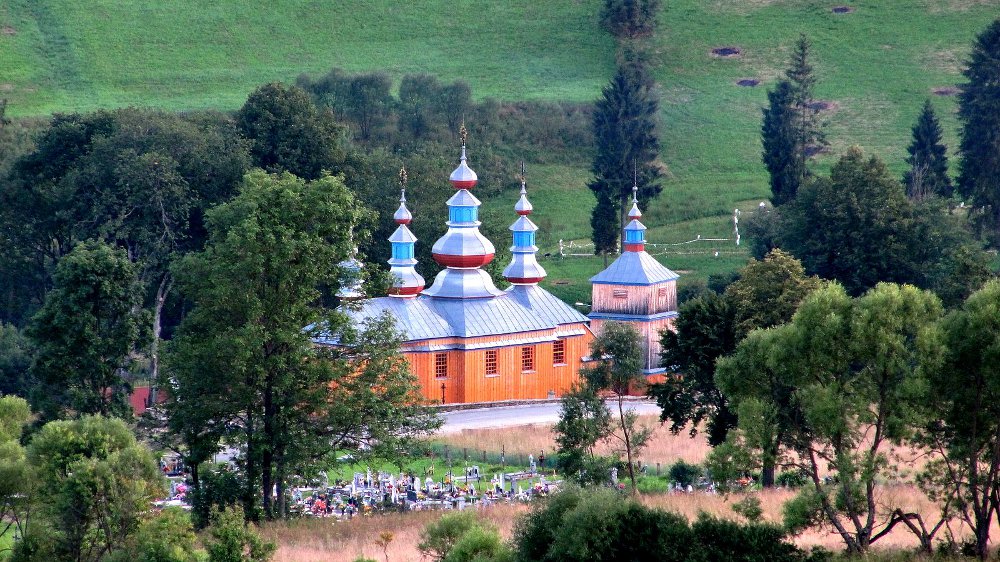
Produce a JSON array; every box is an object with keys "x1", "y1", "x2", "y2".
[{"x1": 320, "y1": 136, "x2": 678, "y2": 404}]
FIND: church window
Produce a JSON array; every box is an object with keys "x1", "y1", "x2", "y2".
[
  {"x1": 613, "y1": 288, "x2": 628, "y2": 299},
  {"x1": 434, "y1": 353, "x2": 448, "y2": 378},
  {"x1": 553, "y1": 340, "x2": 566, "y2": 365},
  {"x1": 485, "y1": 350, "x2": 498, "y2": 376},
  {"x1": 521, "y1": 346, "x2": 535, "y2": 372},
  {"x1": 658, "y1": 287, "x2": 667, "y2": 297}
]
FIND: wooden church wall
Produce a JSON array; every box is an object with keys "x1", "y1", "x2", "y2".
[
  {"x1": 401, "y1": 328, "x2": 593, "y2": 404},
  {"x1": 592, "y1": 280, "x2": 677, "y2": 315}
]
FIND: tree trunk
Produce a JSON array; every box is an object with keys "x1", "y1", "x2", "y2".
[
  {"x1": 761, "y1": 461, "x2": 775, "y2": 488},
  {"x1": 148, "y1": 274, "x2": 172, "y2": 405},
  {"x1": 262, "y1": 378, "x2": 275, "y2": 519},
  {"x1": 618, "y1": 393, "x2": 637, "y2": 493}
]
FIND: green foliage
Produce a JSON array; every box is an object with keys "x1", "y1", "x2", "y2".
[
  {"x1": 636, "y1": 475, "x2": 669, "y2": 493},
  {"x1": 204, "y1": 507, "x2": 275, "y2": 562},
  {"x1": 719, "y1": 283, "x2": 944, "y2": 553},
  {"x1": 553, "y1": 384, "x2": 614, "y2": 486},
  {"x1": 958, "y1": 18, "x2": 1000, "y2": 244},
  {"x1": 190, "y1": 466, "x2": 245, "y2": 530},
  {"x1": 442, "y1": 525, "x2": 513, "y2": 562},
  {"x1": 236, "y1": 82, "x2": 349, "y2": 180},
  {"x1": 724, "y1": 249, "x2": 821, "y2": 340},
  {"x1": 419, "y1": 511, "x2": 478, "y2": 561},
  {"x1": 588, "y1": 59, "x2": 661, "y2": 254},
  {"x1": 26, "y1": 415, "x2": 163, "y2": 562},
  {"x1": 580, "y1": 322, "x2": 652, "y2": 492},
  {"x1": 654, "y1": 291, "x2": 737, "y2": 446},
  {"x1": 762, "y1": 81, "x2": 804, "y2": 206},
  {"x1": 0, "y1": 324, "x2": 31, "y2": 399},
  {"x1": 512, "y1": 486, "x2": 809, "y2": 562},
  {"x1": 781, "y1": 487, "x2": 825, "y2": 535},
  {"x1": 904, "y1": 99, "x2": 952, "y2": 200},
  {"x1": 779, "y1": 148, "x2": 926, "y2": 296},
  {"x1": 26, "y1": 241, "x2": 149, "y2": 420},
  {"x1": 731, "y1": 495, "x2": 764, "y2": 523},
  {"x1": 419, "y1": 513, "x2": 512, "y2": 562},
  {"x1": 600, "y1": 0, "x2": 660, "y2": 40},
  {"x1": 916, "y1": 279, "x2": 1000, "y2": 558},
  {"x1": 668, "y1": 460, "x2": 702, "y2": 487},
  {"x1": 165, "y1": 170, "x2": 439, "y2": 519},
  {"x1": 106, "y1": 508, "x2": 203, "y2": 562},
  {"x1": 0, "y1": 395, "x2": 32, "y2": 552}
]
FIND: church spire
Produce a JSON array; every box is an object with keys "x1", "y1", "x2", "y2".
[
  {"x1": 503, "y1": 162, "x2": 546, "y2": 285},
  {"x1": 387, "y1": 166, "x2": 425, "y2": 297},
  {"x1": 423, "y1": 128, "x2": 504, "y2": 299},
  {"x1": 623, "y1": 173, "x2": 647, "y2": 253}
]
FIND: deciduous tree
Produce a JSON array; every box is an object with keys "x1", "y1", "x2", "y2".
[{"x1": 26, "y1": 241, "x2": 149, "y2": 420}]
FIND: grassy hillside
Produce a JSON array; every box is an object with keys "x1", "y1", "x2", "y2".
[
  {"x1": 2, "y1": 0, "x2": 997, "y2": 302},
  {"x1": 0, "y1": 0, "x2": 614, "y2": 114}
]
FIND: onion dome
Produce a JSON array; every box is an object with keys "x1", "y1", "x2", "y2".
[
  {"x1": 623, "y1": 184, "x2": 647, "y2": 253},
  {"x1": 449, "y1": 124, "x2": 478, "y2": 189},
  {"x1": 336, "y1": 246, "x2": 365, "y2": 300},
  {"x1": 503, "y1": 164, "x2": 546, "y2": 285},
  {"x1": 388, "y1": 168, "x2": 425, "y2": 297},
  {"x1": 423, "y1": 132, "x2": 503, "y2": 299}
]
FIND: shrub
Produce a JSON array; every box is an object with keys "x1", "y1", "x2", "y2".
[
  {"x1": 190, "y1": 466, "x2": 245, "y2": 529},
  {"x1": 600, "y1": 0, "x2": 661, "y2": 39},
  {"x1": 418, "y1": 512, "x2": 479, "y2": 561},
  {"x1": 636, "y1": 475, "x2": 670, "y2": 493},
  {"x1": 106, "y1": 508, "x2": 203, "y2": 562},
  {"x1": 691, "y1": 514, "x2": 812, "y2": 562},
  {"x1": 203, "y1": 507, "x2": 275, "y2": 562},
  {"x1": 669, "y1": 460, "x2": 702, "y2": 487},
  {"x1": 776, "y1": 470, "x2": 808, "y2": 488},
  {"x1": 443, "y1": 526, "x2": 514, "y2": 562},
  {"x1": 731, "y1": 495, "x2": 764, "y2": 523}
]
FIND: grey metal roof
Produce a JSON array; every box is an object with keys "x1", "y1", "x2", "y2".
[
  {"x1": 326, "y1": 284, "x2": 588, "y2": 344},
  {"x1": 422, "y1": 268, "x2": 505, "y2": 299},
  {"x1": 590, "y1": 251, "x2": 679, "y2": 285}
]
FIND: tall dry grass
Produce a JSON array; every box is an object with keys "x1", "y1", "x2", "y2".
[
  {"x1": 264, "y1": 484, "x2": 986, "y2": 560},
  {"x1": 435, "y1": 415, "x2": 711, "y2": 466},
  {"x1": 263, "y1": 505, "x2": 527, "y2": 562}
]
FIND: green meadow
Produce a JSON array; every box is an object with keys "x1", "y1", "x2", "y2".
[{"x1": 2, "y1": 0, "x2": 997, "y2": 294}]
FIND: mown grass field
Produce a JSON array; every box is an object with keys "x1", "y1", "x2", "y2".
[{"x1": 2, "y1": 0, "x2": 997, "y2": 291}]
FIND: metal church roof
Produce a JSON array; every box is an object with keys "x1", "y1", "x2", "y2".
[
  {"x1": 327, "y1": 284, "x2": 587, "y2": 344},
  {"x1": 589, "y1": 251, "x2": 680, "y2": 285}
]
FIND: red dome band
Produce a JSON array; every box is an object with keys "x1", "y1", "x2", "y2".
[
  {"x1": 450, "y1": 179, "x2": 477, "y2": 189},
  {"x1": 388, "y1": 285, "x2": 423, "y2": 296},
  {"x1": 623, "y1": 243, "x2": 645, "y2": 252},
  {"x1": 506, "y1": 277, "x2": 544, "y2": 284},
  {"x1": 433, "y1": 252, "x2": 495, "y2": 268}
]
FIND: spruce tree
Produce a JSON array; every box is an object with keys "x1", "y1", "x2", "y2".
[
  {"x1": 589, "y1": 60, "x2": 662, "y2": 254},
  {"x1": 904, "y1": 99, "x2": 952, "y2": 201},
  {"x1": 761, "y1": 35, "x2": 824, "y2": 205},
  {"x1": 957, "y1": 18, "x2": 1000, "y2": 243},
  {"x1": 761, "y1": 81, "x2": 802, "y2": 206}
]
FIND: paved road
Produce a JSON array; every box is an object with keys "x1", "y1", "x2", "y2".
[{"x1": 439, "y1": 399, "x2": 661, "y2": 433}]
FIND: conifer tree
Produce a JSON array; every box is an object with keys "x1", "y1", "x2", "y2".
[
  {"x1": 761, "y1": 35, "x2": 824, "y2": 205},
  {"x1": 904, "y1": 99, "x2": 952, "y2": 201},
  {"x1": 589, "y1": 59, "x2": 662, "y2": 254},
  {"x1": 957, "y1": 18, "x2": 1000, "y2": 243},
  {"x1": 761, "y1": 81, "x2": 801, "y2": 206}
]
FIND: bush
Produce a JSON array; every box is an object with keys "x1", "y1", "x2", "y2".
[
  {"x1": 776, "y1": 470, "x2": 808, "y2": 488},
  {"x1": 636, "y1": 475, "x2": 670, "y2": 493},
  {"x1": 600, "y1": 0, "x2": 661, "y2": 39},
  {"x1": 691, "y1": 514, "x2": 813, "y2": 562},
  {"x1": 669, "y1": 460, "x2": 702, "y2": 487},
  {"x1": 106, "y1": 508, "x2": 203, "y2": 562},
  {"x1": 443, "y1": 526, "x2": 514, "y2": 562},
  {"x1": 204, "y1": 507, "x2": 275, "y2": 562},
  {"x1": 511, "y1": 487, "x2": 812, "y2": 562},
  {"x1": 418, "y1": 512, "x2": 479, "y2": 561},
  {"x1": 731, "y1": 495, "x2": 764, "y2": 523},
  {"x1": 190, "y1": 466, "x2": 245, "y2": 529}
]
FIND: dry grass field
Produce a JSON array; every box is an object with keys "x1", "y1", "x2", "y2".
[
  {"x1": 264, "y1": 485, "x2": 983, "y2": 561},
  {"x1": 437, "y1": 414, "x2": 713, "y2": 467},
  {"x1": 266, "y1": 419, "x2": 975, "y2": 561}
]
